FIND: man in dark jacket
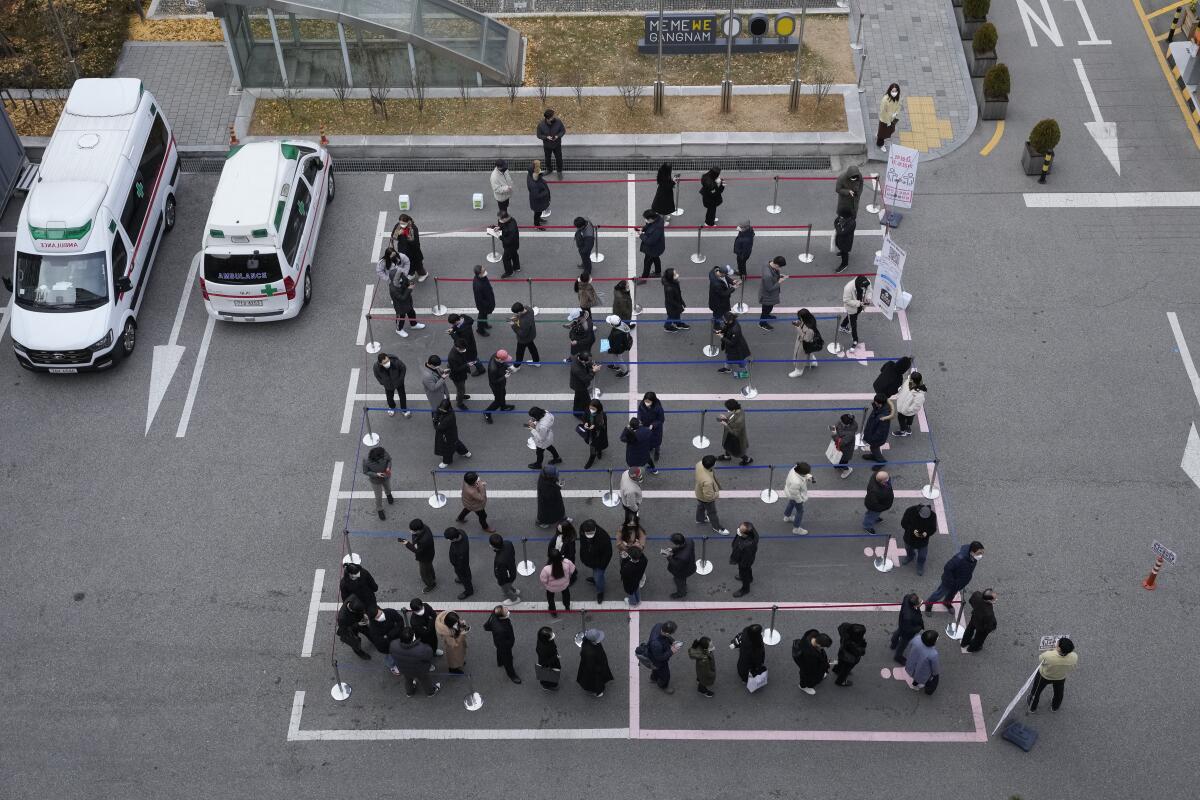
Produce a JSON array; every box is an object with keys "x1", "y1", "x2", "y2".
[
  {"x1": 579, "y1": 521, "x2": 613, "y2": 604},
  {"x1": 573, "y1": 216, "x2": 596, "y2": 276},
  {"x1": 707, "y1": 265, "x2": 736, "y2": 325},
  {"x1": 472, "y1": 264, "x2": 495, "y2": 336},
  {"x1": 899, "y1": 503, "x2": 938, "y2": 576},
  {"x1": 365, "y1": 605, "x2": 405, "y2": 654},
  {"x1": 960, "y1": 589, "x2": 997, "y2": 653},
  {"x1": 835, "y1": 164, "x2": 863, "y2": 217},
  {"x1": 733, "y1": 222, "x2": 754, "y2": 277},
  {"x1": 861, "y1": 395, "x2": 896, "y2": 463},
  {"x1": 445, "y1": 526, "x2": 474, "y2": 600},
  {"x1": 569, "y1": 352, "x2": 600, "y2": 420},
  {"x1": 536, "y1": 108, "x2": 566, "y2": 177},
  {"x1": 339, "y1": 561, "x2": 379, "y2": 612},
  {"x1": 362, "y1": 446, "x2": 393, "y2": 521},
  {"x1": 925, "y1": 541, "x2": 985, "y2": 614},
  {"x1": 833, "y1": 622, "x2": 867, "y2": 686},
  {"x1": 404, "y1": 518, "x2": 437, "y2": 593},
  {"x1": 862, "y1": 469, "x2": 894, "y2": 533},
  {"x1": 793, "y1": 629, "x2": 833, "y2": 695},
  {"x1": 730, "y1": 521, "x2": 759, "y2": 597},
  {"x1": 489, "y1": 533, "x2": 522, "y2": 604},
  {"x1": 408, "y1": 597, "x2": 441, "y2": 655},
  {"x1": 336, "y1": 596, "x2": 372, "y2": 660},
  {"x1": 509, "y1": 302, "x2": 538, "y2": 367},
  {"x1": 493, "y1": 211, "x2": 521, "y2": 277},
  {"x1": 388, "y1": 627, "x2": 440, "y2": 696},
  {"x1": 664, "y1": 533, "x2": 697, "y2": 599},
  {"x1": 619, "y1": 417, "x2": 656, "y2": 470},
  {"x1": 447, "y1": 339, "x2": 473, "y2": 411},
  {"x1": 448, "y1": 313, "x2": 485, "y2": 375},
  {"x1": 646, "y1": 620, "x2": 680, "y2": 692},
  {"x1": 372, "y1": 352, "x2": 410, "y2": 418},
  {"x1": 483, "y1": 349, "x2": 516, "y2": 424},
  {"x1": 483, "y1": 605, "x2": 523, "y2": 683}
]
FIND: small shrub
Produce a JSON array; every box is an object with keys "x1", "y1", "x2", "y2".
[
  {"x1": 983, "y1": 63, "x2": 1010, "y2": 98},
  {"x1": 1028, "y1": 118, "x2": 1061, "y2": 153},
  {"x1": 811, "y1": 66, "x2": 834, "y2": 106},
  {"x1": 963, "y1": 0, "x2": 990, "y2": 20},
  {"x1": 973, "y1": 22, "x2": 998, "y2": 54}
]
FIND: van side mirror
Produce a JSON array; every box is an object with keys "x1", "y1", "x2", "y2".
[
  {"x1": 115, "y1": 276, "x2": 132, "y2": 293},
  {"x1": 1, "y1": 276, "x2": 11, "y2": 292}
]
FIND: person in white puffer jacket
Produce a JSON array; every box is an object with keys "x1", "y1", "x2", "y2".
[
  {"x1": 527, "y1": 406, "x2": 562, "y2": 469},
  {"x1": 893, "y1": 371, "x2": 927, "y2": 437},
  {"x1": 782, "y1": 462, "x2": 814, "y2": 535}
]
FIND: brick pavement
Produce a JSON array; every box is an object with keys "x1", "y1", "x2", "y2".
[{"x1": 114, "y1": 42, "x2": 241, "y2": 147}]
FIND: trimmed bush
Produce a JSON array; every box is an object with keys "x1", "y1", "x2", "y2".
[
  {"x1": 973, "y1": 22, "x2": 998, "y2": 54},
  {"x1": 1028, "y1": 119, "x2": 1061, "y2": 153},
  {"x1": 963, "y1": 0, "x2": 990, "y2": 20},
  {"x1": 0, "y1": 0, "x2": 128, "y2": 89},
  {"x1": 983, "y1": 63, "x2": 1010, "y2": 98}
]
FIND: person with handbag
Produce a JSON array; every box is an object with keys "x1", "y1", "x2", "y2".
[
  {"x1": 689, "y1": 637, "x2": 717, "y2": 697},
  {"x1": 789, "y1": 308, "x2": 823, "y2": 378},
  {"x1": 483, "y1": 605, "x2": 523, "y2": 684},
  {"x1": 904, "y1": 629, "x2": 941, "y2": 692},
  {"x1": 730, "y1": 623, "x2": 767, "y2": 685},
  {"x1": 831, "y1": 413, "x2": 858, "y2": 479},
  {"x1": 579, "y1": 519, "x2": 613, "y2": 604},
  {"x1": 535, "y1": 626, "x2": 562, "y2": 691},
  {"x1": 361, "y1": 445, "x2": 394, "y2": 521},
  {"x1": 793, "y1": 629, "x2": 832, "y2": 695},
  {"x1": 581, "y1": 399, "x2": 609, "y2": 469}
]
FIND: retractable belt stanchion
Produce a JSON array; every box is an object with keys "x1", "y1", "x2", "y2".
[
  {"x1": 762, "y1": 605, "x2": 782, "y2": 646},
  {"x1": 463, "y1": 668, "x2": 484, "y2": 711},
  {"x1": 922, "y1": 459, "x2": 942, "y2": 499},
  {"x1": 866, "y1": 174, "x2": 882, "y2": 215},
  {"x1": 431, "y1": 277, "x2": 448, "y2": 316},
  {"x1": 797, "y1": 225, "x2": 814, "y2": 263},
  {"x1": 591, "y1": 365, "x2": 602, "y2": 400},
  {"x1": 601, "y1": 468, "x2": 621, "y2": 507},
  {"x1": 690, "y1": 226, "x2": 707, "y2": 264},
  {"x1": 591, "y1": 231, "x2": 604, "y2": 264},
  {"x1": 362, "y1": 408, "x2": 380, "y2": 447},
  {"x1": 740, "y1": 359, "x2": 758, "y2": 399},
  {"x1": 517, "y1": 537, "x2": 536, "y2": 576},
  {"x1": 330, "y1": 659, "x2": 352, "y2": 700},
  {"x1": 760, "y1": 464, "x2": 778, "y2": 503},
  {"x1": 365, "y1": 314, "x2": 381, "y2": 354},
  {"x1": 486, "y1": 231, "x2": 502, "y2": 263},
  {"x1": 766, "y1": 175, "x2": 782, "y2": 214},
  {"x1": 827, "y1": 317, "x2": 845, "y2": 355},
  {"x1": 343, "y1": 540, "x2": 360, "y2": 568},
  {"x1": 692, "y1": 408, "x2": 711, "y2": 448},
  {"x1": 527, "y1": 278, "x2": 539, "y2": 316},
  {"x1": 732, "y1": 280, "x2": 749, "y2": 313},
  {"x1": 672, "y1": 174, "x2": 685, "y2": 217},
  {"x1": 945, "y1": 598, "x2": 966, "y2": 640},
  {"x1": 574, "y1": 608, "x2": 587, "y2": 647},
  {"x1": 427, "y1": 469, "x2": 448, "y2": 508},
  {"x1": 702, "y1": 326, "x2": 720, "y2": 358},
  {"x1": 873, "y1": 533, "x2": 894, "y2": 573},
  {"x1": 695, "y1": 535, "x2": 713, "y2": 574}
]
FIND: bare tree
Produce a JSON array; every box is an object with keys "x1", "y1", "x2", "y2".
[
  {"x1": 457, "y1": 74, "x2": 472, "y2": 107},
  {"x1": 617, "y1": 71, "x2": 645, "y2": 113},
  {"x1": 331, "y1": 63, "x2": 350, "y2": 109},
  {"x1": 810, "y1": 65, "x2": 834, "y2": 107},
  {"x1": 567, "y1": 68, "x2": 585, "y2": 108},
  {"x1": 534, "y1": 67, "x2": 552, "y2": 108},
  {"x1": 364, "y1": 50, "x2": 391, "y2": 120},
  {"x1": 408, "y1": 61, "x2": 430, "y2": 115},
  {"x1": 279, "y1": 84, "x2": 303, "y2": 117},
  {"x1": 503, "y1": 53, "x2": 522, "y2": 106}
]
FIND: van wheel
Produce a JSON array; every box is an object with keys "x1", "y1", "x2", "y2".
[
  {"x1": 302, "y1": 269, "x2": 312, "y2": 307},
  {"x1": 326, "y1": 172, "x2": 335, "y2": 203},
  {"x1": 118, "y1": 319, "x2": 137, "y2": 359},
  {"x1": 164, "y1": 194, "x2": 177, "y2": 232}
]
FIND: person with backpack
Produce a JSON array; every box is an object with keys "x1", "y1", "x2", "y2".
[
  {"x1": 793, "y1": 629, "x2": 832, "y2": 695},
  {"x1": 604, "y1": 315, "x2": 632, "y2": 378}
]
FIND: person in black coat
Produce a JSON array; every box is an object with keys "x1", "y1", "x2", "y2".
[
  {"x1": 699, "y1": 167, "x2": 724, "y2": 226},
  {"x1": 527, "y1": 162, "x2": 551, "y2": 228},
  {"x1": 365, "y1": 605, "x2": 405, "y2": 654},
  {"x1": 408, "y1": 597, "x2": 440, "y2": 654},
  {"x1": 637, "y1": 391, "x2": 666, "y2": 462},
  {"x1": 336, "y1": 596, "x2": 372, "y2": 659},
  {"x1": 960, "y1": 589, "x2": 998, "y2": 653},
  {"x1": 664, "y1": 533, "x2": 697, "y2": 599},
  {"x1": 444, "y1": 526, "x2": 474, "y2": 600},
  {"x1": 707, "y1": 265, "x2": 736, "y2": 325},
  {"x1": 576, "y1": 629, "x2": 614, "y2": 696},
  {"x1": 404, "y1": 518, "x2": 438, "y2": 592},
  {"x1": 536, "y1": 464, "x2": 566, "y2": 529},
  {"x1": 489, "y1": 533, "x2": 521, "y2": 604},
  {"x1": 716, "y1": 312, "x2": 751, "y2": 373},
  {"x1": 733, "y1": 222, "x2": 754, "y2": 277},
  {"x1": 339, "y1": 562, "x2": 379, "y2": 612},
  {"x1": 372, "y1": 352, "x2": 409, "y2": 418},
  {"x1": 834, "y1": 210, "x2": 856, "y2": 273},
  {"x1": 569, "y1": 352, "x2": 600, "y2": 420},
  {"x1": 619, "y1": 417, "x2": 656, "y2": 471},
  {"x1": 483, "y1": 349, "x2": 516, "y2": 424},
  {"x1": 536, "y1": 626, "x2": 562, "y2": 691},
  {"x1": 899, "y1": 503, "x2": 938, "y2": 576},
  {"x1": 484, "y1": 605, "x2": 522, "y2": 683},
  {"x1": 833, "y1": 622, "x2": 867, "y2": 686},
  {"x1": 583, "y1": 399, "x2": 609, "y2": 470},
  {"x1": 536, "y1": 109, "x2": 566, "y2": 176},
  {"x1": 473, "y1": 264, "x2": 496, "y2": 336},
  {"x1": 729, "y1": 521, "x2": 759, "y2": 598},
  {"x1": 730, "y1": 623, "x2": 766, "y2": 682},
  {"x1": 891, "y1": 592, "x2": 924, "y2": 664},
  {"x1": 792, "y1": 629, "x2": 833, "y2": 694},
  {"x1": 873, "y1": 356, "x2": 913, "y2": 399},
  {"x1": 391, "y1": 214, "x2": 426, "y2": 279},
  {"x1": 662, "y1": 269, "x2": 690, "y2": 331},
  {"x1": 651, "y1": 162, "x2": 677, "y2": 217},
  {"x1": 620, "y1": 546, "x2": 648, "y2": 606},
  {"x1": 448, "y1": 313, "x2": 485, "y2": 375},
  {"x1": 432, "y1": 399, "x2": 471, "y2": 468},
  {"x1": 574, "y1": 216, "x2": 596, "y2": 276},
  {"x1": 862, "y1": 469, "x2": 894, "y2": 534},
  {"x1": 579, "y1": 519, "x2": 613, "y2": 603},
  {"x1": 861, "y1": 395, "x2": 896, "y2": 463},
  {"x1": 493, "y1": 211, "x2": 521, "y2": 277},
  {"x1": 639, "y1": 209, "x2": 666, "y2": 280},
  {"x1": 447, "y1": 340, "x2": 473, "y2": 411}
]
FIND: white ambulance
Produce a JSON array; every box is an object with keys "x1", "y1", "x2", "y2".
[
  {"x1": 5, "y1": 78, "x2": 179, "y2": 372},
  {"x1": 199, "y1": 140, "x2": 333, "y2": 322}
]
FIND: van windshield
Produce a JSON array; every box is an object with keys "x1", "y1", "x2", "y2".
[
  {"x1": 204, "y1": 251, "x2": 283, "y2": 285},
  {"x1": 14, "y1": 250, "x2": 109, "y2": 311}
]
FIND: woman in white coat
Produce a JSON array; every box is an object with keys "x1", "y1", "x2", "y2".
[
  {"x1": 782, "y1": 462, "x2": 814, "y2": 535},
  {"x1": 893, "y1": 371, "x2": 927, "y2": 437},
  {"x1": 838, "y1": 276, "x2": 871, "y2": 348}
]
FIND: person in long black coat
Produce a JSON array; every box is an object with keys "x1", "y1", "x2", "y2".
[
  {"x1": 792, "y1": 629, "x2": 832, "y2": 694},
  {"x1": 536, "y1": 627, "x2": 562, "y2": 690},
  {"x1": 960, "y1": 589, "x2": 998, "y2": 653},
  {"x1": 834, "y1": 211, "x2": 856, "y2": 273},
  {"x1": 576, "y1": 629, "x2": 614, "y2": 696},
  {"x1": 339, "y1": 562, "x2": 379, "y2": 612},
  {"x1": 651, "y1": 162, "x2": 677, "y2": 217},
  {"x1": 699, "y1": 167, "x2": 724, "y2": 226},
  {"x1": 583, "y1": 399, "x2": 609, "y2": 470},
  {"x1": 569, "y1": 352, "x2": 599, "y2": 419},
  {"x1": 733, "y1": 222, "x2": 755, "y2": 277},
  {"x1": 637, "y1": 391, "x2": 666, "y2": 462},
  {"x1": 473, "y1": 264, "x2": 496, "y2": 336},
  {"x1": 707, "y1": 266, "x2": 736, "y2": 325},
  {"x1": 717, "y1": 312, "x2": 751, "y2": 373},
  {"x1": 639, "y1": 210, "x2": 666, "y2": 280},
  {"x1": 444, "y1": 526, "x2": 473, "y2": 600},
  {"x1": 336, "y1": 596, "x2": 372, "y2": 659},
  {"x1": 391, "y1": 214, "x2": 426, "y2": 279},
  {"x1": 730, "y1": 623, "x2": 766, "y2": 682},
  {"x1": 536, "y1": 464, "x2": 566, "y2": 529},
  {"x1": 890, "y1": 592, "x2": 924, "y2": 664},
  {"x1": 408, "y1": 598, "x2": 440, "y2": 654},
  {"x1": 729, "y1": 522, "x2": 758, "y2": 598},
  {"x1": 833, "y1": 622, "x2": 867, "y2": 687},
  {"x1": 483, "y1": 605, "x2": 522, "y2": 683},
  {"x1": 433, "y1": 399, "x2": 470, "y2": 467},
  {"x1": 527, "y1": 162, "x2": 551, "y2": 228},
  {"x1": 662, "y1": 269, "x2": 689, "y2": 331},
  {"x1": 873, "y1": 356, "x2": 913, "y2": 399}
]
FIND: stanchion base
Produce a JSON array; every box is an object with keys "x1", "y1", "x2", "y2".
[
  {"x1": 797, "y1": 253, "x2": 815, "y2": 264},
  {"x1": 851, "y1": 42, "x2": 864, "y2": 51},
  {"x1": 431, "y1": 304, "x2": 449, "y2": 316},
  {"x1": 672, "y1": 208, "x2": 686, "y2": 217},
  {"x1": 766, "y1": 205, "x2": 782, "y2": 215},
  {"x1": 741, "y1": 386, "x2": 759, "y2": 399},
  {"x1": 945, "y1": 623, "x2": 965, "y2": 641},
  {"x1": 633, "y1": 304, "x2": 644, "y2": 314},
  {"x1": 365, "y1": 341, "x2": 382, "y2": 355},
  {"x1": 692, "y1": 435, "x2": 711, "y2": 449},
  {"x1": 342, "y1": 552, "x2": 362, "y2": 565},
  {"x1": 600, "y1": 490, "x2": 621, "y2": 508},
  {"x1": 866, "y1": 204, "x2": 881, "y2": 214},
  {"x1": 873, "y1": 556, "x2": 895, "y2": 573},
  {"x1": 428, "y1": 492, "x2": 448, "y2": 509},
  {"x1": 695, "y1": 559, "x2": 714, "y2": 575},
  {"x1": 762, "y1": 628, "x2": 782, "y2": 646},
  {"x1": 330, "y1": 682, "x2": 352, "y2": 701},
  {"x1": 759, "y1": 489, "x2": 778, "y2": 504},
  {"x1": 527, "y1": 436, "x2": 537, "y2": 450},
  {"x1": 590, "y1": 388, "x2": 602, "y2": 399},
  {"x1": 921, "y1": 485, "x2": 941, "y2": 500},
  {"x1": 517, "y1": 560, "x2": 536, "y2": 576},
  {"x1": 485, "y1": 252, "x2": 502, "y2": 263},
  {"x1": 362, "y1": 432, "x2": 380, "y2": 447},
  {"x1": 590, "y1": 253, "x2": 605, "y2": 263},
  {"x1": 702, "y1": 345, "x2": 720, "y2": 358},
  {"x1": 464, "y1": 691, "x2": 484, "y2": 711},
  {"x1": 827, "y1": 342, "x2": 845, "y2": 355},
  {"x1": 732, "y1": 302, "x2": 749, "y2": 313},
  {"x1": 690, "y1": 253, "x2": 707, "y2": 264}
]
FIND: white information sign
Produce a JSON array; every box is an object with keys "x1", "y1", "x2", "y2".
[
  {"x1": 1152, "y1": 540, "x2": 1178, "y2": 564},
  {"x1": 883, "y1": 144, "x2": 919, "y2": 209},
  {"x1": 872, "y1": 232, "x2": 906, "y2": 321},
  {"x1": 1039, "y1": 634, "x2": 1069, "y2": 649}
]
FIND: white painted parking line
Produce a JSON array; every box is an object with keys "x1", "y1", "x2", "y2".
[
  {"x1": 896, "y1": 309, "x2": 911, "y2": 342},
  {"x1": 0, "y1": 301, "x2": 10, "y2": 342},
  {"x1": 322, "y1": 461, "x2": 344, "y2": 540},
  {"x1": 356, "y1": 283, "x2": 375, "y2": 346},
  {"x1": 628, "y1": 609, "x2": 641, "y2": 737},
  {"x1": 0, "y1": 231, "x2": 15, "y2": 237},
  {"x1": 1167, "y1": 312, "x2": 1200, "y2": 408},
  {"x1": 383, "y1": 173, "x2": 394, "y2": 192},
  {"x1": 301, "y1": 569, "x2": 325, "y2": 657},
  {"x1": 175, "y1": 314, "x2": 215, "y2": 438},
  {"x1": 371, "y1": 211, "x2": 388, "y2": 262},
  {"x1": 1023, "y1": 191, "x2": 1200, "y2": 208},
  {"x1": 341, "y1": 369, "x2": 361, "y2": 434}
]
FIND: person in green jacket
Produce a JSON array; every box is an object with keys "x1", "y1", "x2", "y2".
[{"x1": 688, "y1": 636, "x2": 716, "y2": 698}]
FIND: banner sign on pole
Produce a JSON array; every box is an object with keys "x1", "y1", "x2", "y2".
[
  {"x1": 872, "y1": 232, "x2": 906, "y2": 321},
  {"x1": 883, "y1": 144, "x2": 919, "y2": 209},
  {"x1": 1152, "y1": 540, "x2": 1178, "y2": 564}
]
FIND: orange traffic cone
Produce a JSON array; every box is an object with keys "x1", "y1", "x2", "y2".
[
  {"x1": 320, "y1": 126, "x2": 329, "y2": 147},
  {"x1": 1143, "y1": 555, "x2": 1164, "y2": 590},
  {"x1": 228, "y1": 124, "x2": 239, "y2": 146}
]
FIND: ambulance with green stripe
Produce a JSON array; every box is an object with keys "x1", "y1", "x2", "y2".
[
  {"x1": 5, "y1": 78, "x2": 179, "y2": 372},
  {"x1": 199, "y1": 140, "x2": 333, "y2": 322}
]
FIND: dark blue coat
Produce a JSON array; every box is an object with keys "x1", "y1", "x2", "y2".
[
  {"x1": 733, "y1": 228, "x2": 755, "y2": 258},
  {"x1": 940, "y1": 545, "x2": 978, "y2": 592},
  {"x1": 862, "y1": 404, "x2": 891, "y2": 445},
  {"x1": 620, "y1": 425, "x2": 655, "y2": 467},
  {"x1": 640, "y1": 217, "x2": 666, "y2": 257},
  {"x1": 473, "y1": 275, "x2": 495, "y2": 315},
  {"x1": 637, "y1": 400, "x2": 665, "y2": 448},
  {"x1": 647, "y1": 623, "x2": 675, "y2": 666}
]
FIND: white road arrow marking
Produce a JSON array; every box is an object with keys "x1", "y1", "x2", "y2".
[
  {"x1": 1074, "y1": 58, "x2": 1120, "y2": 175},
  {"x1": 146, "y1": 252, "x2": 200, "y2": 435},
  {"x1": 1182, "y1": 423, "x2": 1200, "y2": 492}
]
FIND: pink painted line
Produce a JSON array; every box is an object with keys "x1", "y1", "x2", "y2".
[
  {"x1": 916, "y1": 405, "x2": 930, "y2": 433},
  {"x1": 628, "y1": 609, "x2": 641, "y2": 738},
  {"x1": 969, "y1": 693, "x2": 987, "y2": 742},
  {"x1": 896, "y1": 309, "x2": 912, "y2": 342}
]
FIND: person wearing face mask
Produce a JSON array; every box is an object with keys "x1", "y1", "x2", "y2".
[
  {"x1": 578, "y1": 519, "x2": 613, "y2": 603},
  {"x1": 924, "y1": 541, "x2": 984, "y2": 615},
  {"x1": 662, "y1": 269, "x2": 690, "y2": 332},
  {"x1": 689, "y1": 636, "x2": 717, "y2": 697},
  {"x1": 489, "y1": 159, "x2": 513, "y2": 215},
  {"x1": 483, "y1": 604, "x2": 522, "y2": 684},
  {"x1": 391, "y1": 213, "x2": 426, "y2": 281},
  {"x1": 339, "y1": 561, "x2": 379, "y2": 613},
  {"x1": 637, "y1": 391, "x2": 665, "y2": 463},
  {"x1": 535, "y1": 626, "x2": 562, "y2": 691},
  {"x1": 699, "y1": 167, "x2": 724, "y2": 227},
  {"x1": 473, "y1": 264, "x2": 495, "y2": 337},
  {"x1": 758, "y1": 256, "x2": 788, "y2": 331},
  {"x1": 604, "y1": 315, "x2": 632, "y2": 378},
  {"x1": 838, "y1": 275, "x2": 872, "y2": 349},
  {"x1": 434, "y1": 610, "x2": 470, "y2": 674},
  {"x1": 877, "y1": 83, "x2": 903, "y2": 151},
  {"x1": 733, "y1": 221, "x2": 754, "y2": 278},
  {"x1": 373, "y1": 352, "x2": 410, "y2": 419},
  {"x1": 898, "y1": 502, "x2": 938, "y2": 576},
  {"x1": 638, "y1": 209, "x2": 666, "y2": 281},
  {"x1": 582, "y1": 399, "x2": 609, "y2": 470},
  {"x1": 729, "y1": 521, "x2": 759, "y2": 598},
  {"x1": 573, "y1": 216, "x2": 596, "y2": 276}
]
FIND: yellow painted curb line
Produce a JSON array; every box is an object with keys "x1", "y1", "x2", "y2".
[
  {"x1": 1146, "y1": 0, "x2": 1189, "y2": 20},
  {"x1": 1133, "y1": 0, "x2": 1200, "y2": 149},
  {"x1": 979, "y1": 120, "x2": 1004, "y2": 156}
]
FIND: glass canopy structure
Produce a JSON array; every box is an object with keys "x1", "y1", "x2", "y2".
[{"x1": 209, "y1": 0, "x2": 525, "y2": 88}]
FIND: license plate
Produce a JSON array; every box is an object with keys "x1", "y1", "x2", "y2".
[
  {"x1": 233, "y1": 299, "x2": 264, "y2": 307},
  {"x1": 48, "y1": 368, "x2": 78, "y2": 374}
]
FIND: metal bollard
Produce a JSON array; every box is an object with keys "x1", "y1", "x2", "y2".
[
  {"x1": 362, "y1": 408, "x2": 380, "y2": 447},
  {"x1": 517, "y1": 537, "x2": 536, "y2": 575},
  {"x1": 873, "y1": 533, "x2": 894, "y2": 573},
  {"x1": 797, "y1": 226, "x2": 814, "y2": 263},
  {"x1": 865, "y1": 173, "x2": 882, "y2": 214},
  {"x1": 826, "y1": 319, "x2": 845, "y2": 355},
  {"x1": 851, "y1": 10, "x2": 864, "y2": 50},
  {"x1": 365, "y1": 314, "x2": 382, "y2": 354},
  {"x1": 766, "y1": 175, "x2": 782, "y2": 214},
  {"x1": 527, "y1": 278, "x2": 539, "y2": 316},
  {"x1": 431, "y1": 277, "x2": 448, "y2": 316},
  {"x1": 486, "y1": 230, "x2": 502, "y2": 263},
  {"x1": 330, "y1": 659, "x2": 352, "y2": 700},
  {"x1": 690, "y1": 225, "x2": 706, "y2": 264},
  {"x1": 427, "y1": 469, "x2": 448, "y2": 508},
  {"x1": 732, "y1": 279, "x2": 749, "y2": 314},
  {"x1": 672, "y1": 173, "x2": 685, "y2": 216},
  {"x1": 702, "y1": 325, "x2": 720, "y2": 358},
  {"x1": 601, "y1": 468, "x2": 620, "y2": 506},
  {"x1": 574, "y1": 608, "x2": 588, "y2": 647},
  {"x1": 692, "y1": 409, "x2": 711, "y2": 449},
  {"x1": 762, "y1": 604, "x2": 782, "y2": 645},
  {"x1": 1038, "y1": 152, "x2": 1053, "y2": 184},
  {"x1": 695, "y1": 535, "x2": 714, "y2": 575},
  {"x1": 590, "y1": 231, "x2": 605, "y2": 263},
  {"x1": 856, "y1": 47, "x2": 868, "y2": 93},
  {"x1": 740, "y1": 359, "x2": 758, "y2": 399},
  {"x1": 945, "y1": 598, "x2": 967, "y2": 640},
  {"x1": 759, "y1": 464, "x2": 778, "y2": 503},
  {"x1": 922, "y1": 459, "x2": 941, "y2": 499}
]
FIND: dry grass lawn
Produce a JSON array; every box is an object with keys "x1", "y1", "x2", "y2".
[
  {"x1": 126, "y1": 12, "x2": 223, "y2": 41},
  {"x1": 3, "y1": 98, "x2": 65, "y2": 137},
  {"x1": 251, "y1": 94, "x2": 846, "y2": 136}
]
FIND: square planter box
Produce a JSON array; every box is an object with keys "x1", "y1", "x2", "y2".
[
  {"x1": 1021, "y1": 142, "x2": 1052, "y2": 176},
  {"x1": 955, "y1": 7, "x2": 984, "y2": 40},
  {"x1": 979, "y1": 93, "x2": 1007, "y2": 120},
  {"x1": 969, "y1": 48, "x2": 997, "y2": 78}
]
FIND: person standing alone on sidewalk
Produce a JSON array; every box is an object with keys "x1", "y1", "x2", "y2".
[
  {"x1": 1029, "y1": 637, "x2": 1078, "y2": 713},
  {"x1": 536, "y1": 109, "x2": 565, "y2": 177},
  {"x1": 574, "y1": 217, "x2": 596, "y2": 276},
  {"x1": 733, "y1": 221, "x2": 754, "y2": 278},
  {"x1": 639, "y1": 209, "x2": 666, "y2": 281},
  {"x1": 876, "y1": 83, "x2": 903, "y2": 152}
]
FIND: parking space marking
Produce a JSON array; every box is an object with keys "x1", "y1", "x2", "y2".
[
  {"x1": 341, "y1": 370, "x2": 360, "y2": 434},
  {"x1": 1024, "y1": 191, "x2": 1200, "y2": 207},
  {"x1": 356, "y1": 283, "x2": 375, "y2": 346},
  {"x1": 1167, "y1": 312, "x2": 1200, "y2": 407},
  {"x1": 0, "y1": 301, "x2": 10, "y2": 342},
  {"x1": 301, "y1": 569, "x2": 325, "y2": 657},
  {"x1": 628, "y1": 608, "x2": 641, "y2": 737},
  {"x1": 0, "y1": 231, "x2": 15, "y2": 237},
  {"x1": 322, "y1": 461, "x2": 344, "y2": 540},
  {"x1": 175, "y1": 314, "x2": 215, "y2": 438},
  {"x1": 383, "y1": 173, "x2": 394, "y2": 192},
  {"x1": 372, "y1": 211, "x2": 388, "y2": 262}
]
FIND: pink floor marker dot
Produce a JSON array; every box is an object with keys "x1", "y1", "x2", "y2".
[
  {"x1": 880, "y1": 668, "x2": 892, "y2": 679},
  {"x1": 862, "y1": 547, "x2": 874, "y2": 557}
]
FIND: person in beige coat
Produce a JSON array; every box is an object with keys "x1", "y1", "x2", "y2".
[
  {"x1": 839, "y1": 276, "x2": 871, "y2": 348},
  {"x1": 876, "y1": 83, "x2": 902, "y2": 151},
  {"x1": 435, "y1": 610, "x2": 470, "y2": 673},
  {"x1": 693, "y1": 454, "x2": 729, "y2": 535},
  {"x1": 456, "y1": 471, "x2": 495, "y2": 532},
  {"x1": 490, "y1": 159, "x2": 514, "y2": 214}
]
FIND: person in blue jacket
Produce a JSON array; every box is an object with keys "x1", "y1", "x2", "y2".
[
  {"x1": 620, "y1": 416, "x2": 658, "y2": 473},
  {"x1": 924, "y1": 541, "x2": 984, "y2": 614},
  {"x1": 647, "y1": 620, "x2": 681, "y2": 692}
]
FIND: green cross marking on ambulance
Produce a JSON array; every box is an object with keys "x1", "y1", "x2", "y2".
[
  {"x1": 263, "y1": 284, "x2": 277, "y2": 296},
  {"x1": 135, "y1": 182, "x2": 144, "y2": 199}
]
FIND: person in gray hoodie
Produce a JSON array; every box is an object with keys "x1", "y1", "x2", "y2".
[
  {"x1": 757, "y1": 256, "x2": 788, "y2": 331},
  {"x1": 903, "y1": 629, "x2": 941, "y2": 691},
  {"x1": 421, "y1": 355, "x2": 450, "y2": 414}
]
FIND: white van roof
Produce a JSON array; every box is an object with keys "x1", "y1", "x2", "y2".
[
  {"x1": 64, "y1": 78, "x2": 144, "y2": 117},
  {"x1": 205, "y1": 141, "x2": 318, "y2": 242}
]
